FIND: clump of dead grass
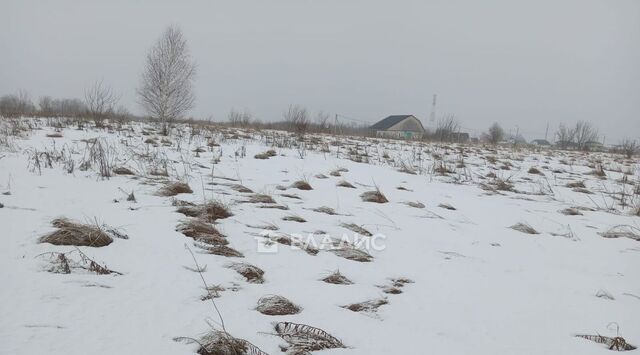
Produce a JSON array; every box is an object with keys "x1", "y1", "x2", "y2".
[
  {"x1": 282, "y1": 215, "x2": 306, "y2": 223},
  {"x1": 360, "y1": 188, "x2": 388, "y2": 203},
  {"x1": 274, "y1": 322, "x2": 345, "y2": 354},
  {"x1": 256, "y1": 295, "x2": 301, "y2": 315},
  {"x1": 566, "y1": 181, "x2": 586, "y2": 188},
  {"x1": 245, "y1": 193, "x2": 276, "y2": 204},
  {"x1": 112, "y1": 167, "x2": 135, "y2": 175},
  {"x1": 322, "y1": 270, "x2": 353, "y2": 285},
  {"x1": 312, "y1": 206, "x2": 338, "y2": 215},
  {"x1": 290, "y1": 180, "x2": 312, "y2": 190},
  {"x1": 331, "y1": 241, "x2": 373, "y2": 262},
  {"x1": 227, "y1": 262, "x2": 264, "y2": 283},
  {"x1": 340, "y1": 223, "x2": 372, "y2": 236},
  {"x1": 254, "y1": 149, "x2": 277, "y2": 160},
  {"x1": 599, "y1": 225, "x2": 640, "y2": 242},
  {"x1": 342, "y1": 298, "x2": 388, "y2": 313},
  {"x1": 157, "y1": 182, "x2": 193, "y2": 197},
  {"x1": 177, "y1": 219, "x2": 228, "y2": 245},
  {"x1": 510, "y1": 222, "x2": 539, "y2": 235},
  {"x1": 575, "y1": 334, "x2": 636, "y2": 351},
  {"x1": 176, "y1": 200, "x2": 232, "y2": 222},
  {"x1": 336, "y1": 180, "x2": 355, "y2": 188},
  {"x1": 559, "y1": 208, "x2": 583, "y2": 216},
  {"x1": 40, "y1": 218, "x2": 113, "y2": 247},
  {"x1": 197, "y1": 243, "x2": 244, "y2": 257},
  {"x1": 528, "y1": 167, "x2": 544, "y2": 175},
  {"x1": 403, "y1": 201, "x2": 425, "y2": 208}
]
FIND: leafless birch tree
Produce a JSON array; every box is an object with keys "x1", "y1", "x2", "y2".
[{"x1": 137, "y1": 26, "x2": 196, "y2": 135}]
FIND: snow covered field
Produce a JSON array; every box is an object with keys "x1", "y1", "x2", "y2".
[{"x1": 1, "y1": 118, "x2": 639, "y2": 354}]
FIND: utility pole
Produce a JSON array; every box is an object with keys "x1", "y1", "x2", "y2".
[
  {"x1": 545, "y1": 122, "x2": 549, "y2": 141},
  {"x1": 429, "y1": 94, "x2": 437, "y2": 123}
]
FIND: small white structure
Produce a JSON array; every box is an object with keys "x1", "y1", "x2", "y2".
[{"x1": 370, "y1": 115, "x2": 426, "y2": 139}]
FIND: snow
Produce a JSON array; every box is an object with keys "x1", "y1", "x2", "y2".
[{"x1": 1, "y1": 118, "x2": 639, "y2": 354}]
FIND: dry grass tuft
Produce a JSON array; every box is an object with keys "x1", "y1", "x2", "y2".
[
  {"x1": 575, "y1": 334, "x2": 636, "y2": 351},
  {"x1": 322, "y1": 270, "x2": 353, "y2": 285},
  {"x1": 291, "y1": 180, "x2": 312, "y2": 190},
  {"x1": 527, "y1": 167, "x2": 544, "y2": 175},
  {"x1": 229, "y1": 184, "x2": 252, "y2": 193},
  {"x1": 176, "y1": 200, "x2": 232, "y2": 222},
  {"x1": 227, "y1": 262, "x2": 264, "y2": 283},
  {"x1": 256, "y1": 295, "x2": 301, "y2": 315},
  {"x1": 559, "y1": 208, "x2": 583, "y2": 216},
  {"x1": 315, "y1": 173, "x2": 328, "y2": 179},
  {"x1": 113, "y1": 167, "x2": 135, "y2": 175},
  {"x1": 438, "y1": 203, "x2": 456, "y2": 210},
  {"x1": 343, "y1": 298, "x2": 388, "y2": 313},
  {"x1": 158, "y1": 182, "x2": 193, "y2": 196},
  {"x1": 336, "y1": 180, "x2": 355, "y2": 188},
  {"x1": 573, "y1": 187, "x2": 594, "y2": 194},
  {"x1": 312, "y1": 206, "x2": 338, "y2": 215},
  {"x1": 331, "y1": 241, "x2": 373, "y2": 262},
  {"x1": 282, "y1": 215, "x2": 306, "y2": 223},
  {"x1": 40, "y1": 218, "x2": 113, "y2": 247},
  {"x1": 254, "y1": 149, "x2": 277, "y2": 160},
  {"x1": 280, "y1": 193, "x2": 301, "y2": 200},
  {"x1": 191, "y1": 330, "x2": 257, "y2": 355},
  {"x1": 274, "y1": 322, "x2": 345, "y2": 354},
  {"x1": 197, "y1": 243, "x2": 244, "y2": 257},
  {"x1": 246, "y1": 193, "x2": 276, "y2": 204},
  {"x1": 177, "y1": 219, "x2": 228, "y2": 245},
  {"x1": 510, "y1": 222, "x2": 539, "y2": 235},
  {"x1": 340, "y1": 223, "x2": 372, "y2": 237},
  {"x1": 566, "y1": 181, "x2": 586, "y2": 188},
  {"x1": 46, "y1": 132, "x2": 63, "y2": 138},
  {"x1": 599, "y1": 225, "x2": 640, "y2": 241},
  {"x1": 360, "y1": 188, "x2": 388, "y2": 203},
  {"x1": 403, "y1": 201, "x2": 425, "y2": 209}
]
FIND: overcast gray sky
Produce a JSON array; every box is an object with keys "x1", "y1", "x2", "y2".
[{"x1": 2, "y1": 0, "x2": 639, "y2": 141}]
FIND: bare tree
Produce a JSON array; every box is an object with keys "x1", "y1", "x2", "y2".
[
  {"x1": 38, "y1": 96, "x2": 54, "y2": 116},
  {"x1": 573, "y1": 121, "x2": 598, "y2": 150},
  {"x1": 137, "y1": 26, "x2": 196, "y2": 135},
  {"x1": 85, "y1": 80, "x2": 119, "y2": 126},
  {"x1": 486, "y1": 122, "x2": 504, "y2": 144},
  {"x1": 284, "y1": 104, "x2": 309, "y2": 137},
  {"x1": 0, "y1": 90, "x2": 35, "y2": 117},
  {"x1": 315, "y1": 111, "x2": 330, "y2": 132},
  {"x1": 227, "y1": 109, "x2": 252, "y2": 127},
  {"x1": 434, "y1": 114, "x2": 459, "y2": 142},
  {"x1": 620, "y1": 138, "x2": 638, "y2": 158},
  {"x1": 555, "y1": 123, "x2": 576, "y2": 149}
]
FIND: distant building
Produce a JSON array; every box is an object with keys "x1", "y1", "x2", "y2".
[
  {"x1": 450, "y1": 132, "x2": 470, "y2": 143},
  {"x1": 531, "y1": 139, "x2": 551, "y2": 146},
  {"x1": 370, "y1": 115, "x2": 425, "y2": 139},
  {"x1": 585, "y1": 140, "x2": 604, "y2": 151}
]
